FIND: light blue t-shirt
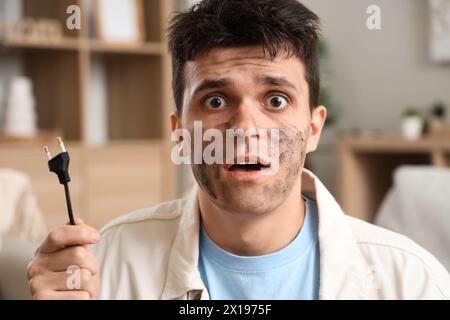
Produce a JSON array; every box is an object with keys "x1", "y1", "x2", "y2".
[{"x1": 198, "y1": 196, "x2": 320, "y2": 300}]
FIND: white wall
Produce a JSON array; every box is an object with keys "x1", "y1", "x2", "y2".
[{"x1": 303, "y1": 0, "x2": 450, "y2": 133}]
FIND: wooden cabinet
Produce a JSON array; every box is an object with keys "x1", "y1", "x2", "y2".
[
  {"x1": 85, "y1": 142, "x2": 165, "y2": 228},
  {"x1": 338, "y1": 136, "x2": 450, "y2": 222},
  {"x1": 0, "y1": 143, "x2": 167, "y2": 230}
]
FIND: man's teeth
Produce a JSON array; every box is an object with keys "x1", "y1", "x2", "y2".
[{"x1": 238, "y1": 162, "x2": 258, "y2": 165}]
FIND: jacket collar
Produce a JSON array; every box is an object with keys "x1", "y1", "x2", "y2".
[
  {"x1": 160, "y1": 184, "x2": 206, "y2": 300},
  {"x1": 161, "y1": 169, "x2": 375, "y2": 300},
  {"x1": 302, "y1": 170, "x2": 377, "y2": 299}
]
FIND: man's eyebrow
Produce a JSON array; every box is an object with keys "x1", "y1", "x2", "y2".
[
  {"x1": 255, "y1": 75, "x2": 299, "y2": 93},
  {"x1": 193, "y1": 78, "x2": 233, "y2": 96}
]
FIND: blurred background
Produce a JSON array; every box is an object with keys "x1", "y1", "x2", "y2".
[{"x1": 0, "y1": 0, "x2": 449, "y2": 299}]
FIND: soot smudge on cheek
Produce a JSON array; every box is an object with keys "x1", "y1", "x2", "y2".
[
  {"x1": 275, "y1": 125, "x2": 309, "y2": 186},
  {"x1": 192, "y1": 163, "x2": 218, "y2": 200}
]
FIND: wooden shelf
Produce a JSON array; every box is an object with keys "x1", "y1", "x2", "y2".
[
  {"x1": 338, "y1": 135, "x2": 450, "y2": 222},
  {"x1": 0, "y1": 0, "x2": 177, "y2": 228},
  {"x1": 1, "y1": 37, "x2": 81, "y2": 51},
  {"x1": 339, "y1": 135, "x2": 450, "y2": 153},
  {"x1": 0, "y1": 130, "x2": 62, "y2": 145},
  {"x1": 87, "y1": 40, "x2": 164, "y2": 55},
  {"x1": 0, "y1": 0, "x2": 175, "y2": 143},
  {"x1": 2, "y1": 38, "x2": 165, "y2": 55}
]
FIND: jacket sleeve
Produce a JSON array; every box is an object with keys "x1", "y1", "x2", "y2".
[{"x1": 358, "y1": 241, "x2": 450, "y2": 299}]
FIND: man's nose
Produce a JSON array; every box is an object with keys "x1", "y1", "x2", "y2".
[{"x1": 229, "y1": 100, "x2": 259, "y2": 135}]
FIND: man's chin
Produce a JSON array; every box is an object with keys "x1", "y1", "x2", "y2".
[{"x1": 213, "y1": 186, "x2": 282, "y2": 216}]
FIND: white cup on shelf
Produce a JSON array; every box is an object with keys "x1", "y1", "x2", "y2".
[{"x1": 401, "y1": 116, "x2": 423, "y2": 141}]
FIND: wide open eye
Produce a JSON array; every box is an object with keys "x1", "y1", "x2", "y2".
[
  {"x1": 266, "y1": 95, "x2": 289, "y2": 110},
  {"x1": 204, "y1": 96, "x2": 226, "y2": 110}
]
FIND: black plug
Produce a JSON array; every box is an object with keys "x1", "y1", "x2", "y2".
[{"x1": 44, "y1": 137, "x2": 75, "y2": 225}]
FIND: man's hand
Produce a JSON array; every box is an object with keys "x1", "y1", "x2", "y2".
[{"x1": 27, "y1": 218, "x2": 101, "y2": 300}]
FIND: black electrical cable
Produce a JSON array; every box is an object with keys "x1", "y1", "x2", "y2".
[
  {"x1": 44, "y1": 137, "x2": 76, "y2": 226},
  {"x1": 63, "y1": 182, "x2": 75, "y2": 225}
]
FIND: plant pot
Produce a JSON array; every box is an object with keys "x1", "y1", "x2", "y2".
[{"x1": 401, "y1": 116, "x2": 423, "y2": 140}]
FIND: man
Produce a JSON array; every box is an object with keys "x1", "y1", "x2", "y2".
[{"x1": 27, "y1": 0, "x2": 450, "y2": 299}]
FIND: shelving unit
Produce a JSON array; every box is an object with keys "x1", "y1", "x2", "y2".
[{"x1": 0, "y1": 0, "x2": 176, "y2": 229}]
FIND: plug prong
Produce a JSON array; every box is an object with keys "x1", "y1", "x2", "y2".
[
  {"x1": 43, "y1": 145, "x2": 52, "y2": 160},
  {"x1": 57, "y1": 137, "x2": 66, "y2": 152}
]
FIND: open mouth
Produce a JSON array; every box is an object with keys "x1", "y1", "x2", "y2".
[{"x1": 228, "y1": 162, "x2": 270, "y2": 172}]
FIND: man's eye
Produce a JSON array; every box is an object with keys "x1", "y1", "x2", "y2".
[
  {"x1": 204, "y1": 96, "x2": 226, "y2": 109},
  {"x1": 266, "y1": 95, "x2": 288, "y2": 109}
]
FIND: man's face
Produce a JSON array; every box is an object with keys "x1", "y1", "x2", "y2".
[{"x1": 171, "y1": 47, "x2": 326, "y2": 215}]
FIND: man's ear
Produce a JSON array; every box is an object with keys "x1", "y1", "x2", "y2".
[
  {"x1": 170, "y1": 112, "x2": 181, "y2": 136},
  {"x1": 306, "y1": 106, "x2": 327, "y2": 154},
  {"x1": 170, "y1": 112, "x2": 185, "y2": 156}
]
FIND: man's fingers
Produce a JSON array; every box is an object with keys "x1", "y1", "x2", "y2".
[
  {"x1": 39, "y1": 225, "x2": 101, "y2": 254},
  {"x1": 29, "y1": 269, "x2": 98, "y2": 297},
  {"x1": 37, "y1": 245, "x2": 99, "y2": 275},
  {"x1": 32, "y1": 289, "x2": 91, "y2": 300},
  {"x1": 28, "y1": 221, "x2": 101, "y2": 300}
]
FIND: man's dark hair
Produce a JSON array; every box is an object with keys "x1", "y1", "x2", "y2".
[{"x1": 168, "y1": 0, "x2": 321, "y2": 114}]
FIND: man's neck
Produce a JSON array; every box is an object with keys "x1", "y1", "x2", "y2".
[{"x1": 198, "y1": 179, "x2": 305, "y2": 256}]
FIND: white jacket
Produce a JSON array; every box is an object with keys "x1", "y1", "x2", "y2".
[{"x1": 95, "y1": 170, "x2": 450, "y2": 300}]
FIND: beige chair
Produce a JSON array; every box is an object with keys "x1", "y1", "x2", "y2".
[
  {"x1": 0, "y1": 169, "x2": 47, "y2": 299},
  {"x1": 0, "y1": 237, "x2": 38, "y2": 299},
  {"x1": 0, "y1": 169, "x2": 47, "y2": 241},
  {"x1": 376, "y1": 166, "x2": 450, "y2": 272}
]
